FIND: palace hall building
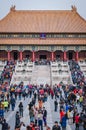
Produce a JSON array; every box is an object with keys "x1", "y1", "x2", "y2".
[{"x1": 0, "y1": 6, "x2": 86, "y2": 61}]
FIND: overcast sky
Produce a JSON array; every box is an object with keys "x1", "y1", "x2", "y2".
[{"x1": 0, "y1": 0, "x2": 86, "y2": 20}]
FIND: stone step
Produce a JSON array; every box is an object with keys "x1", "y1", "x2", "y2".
[{"x1": 31, "y1": 65, "x2": 51, "y2": 85}]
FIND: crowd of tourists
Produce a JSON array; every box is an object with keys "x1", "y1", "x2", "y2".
[
  {"x1": 0, "y1": 59, "x2": 86, "y2": 130},
  {"x1": 35, "y1": 59, "x2": 50, "y2": 65},
  {"x1": 68, "y1": 60, "x2": 85, "y2": 85},
  {"x1": 0, "y1": 61, "x2": 15, "y2": 84},
  {"x1": 0, "y1": 82, "x2": 86, "y2": 130}
]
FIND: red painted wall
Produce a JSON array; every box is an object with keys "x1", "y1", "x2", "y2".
[
  {"x1": 23, "y1": 51, "x2": 32, "y2": 60},
  {"x1": 0, "y1": 51, "x2": 7, "y2": 60},
  {"x1": 54, "y1": 51, "x2": 63, "y2": 60},
  {"x1": 36, "y1": 51, "x2": 51, "y2": 60},
  {"x1": 79, "y1": 51, "x2": 86, "y2": 60}
]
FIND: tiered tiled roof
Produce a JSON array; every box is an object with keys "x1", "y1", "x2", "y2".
[
  {"x1": 0, "y1": 7, "x2": 86, "y2": 33},
  {"x1": 0, "y1": 7, "x2": 86, "y2": 45}
]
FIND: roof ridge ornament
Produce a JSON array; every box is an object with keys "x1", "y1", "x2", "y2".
[
  {"x1": 10, "y1": 5, "x2": 16, "y2": 11},
  {"x1": 71, "y1": 5, "x2": 77, "y2": 12}
]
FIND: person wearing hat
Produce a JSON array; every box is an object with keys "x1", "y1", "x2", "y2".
[{"x1": 52, "y1": 121, "x2": 61, "y2": 130}]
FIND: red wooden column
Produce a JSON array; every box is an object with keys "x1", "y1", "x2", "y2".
[
  {"x1": 51, "y1": 51, "x2": 54, "y2": 61},
  {"x1": 32, "y1": 51, "x2": 35, "y2": 62},
  {"x1": 19, "y1": 51, "x2": 23, "y2": 61},
  {"x1": 63, "y1": 51, "x2": 67, "y2": 61},
  {"x1": 75, "y1": 51, "x2": 79, "y2": 61},
  {"x1": 7, "y1": 51, "x2": 11, "y2": 61}
]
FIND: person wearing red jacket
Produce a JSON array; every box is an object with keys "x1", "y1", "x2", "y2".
[
  {"x1": 60, "y1": 109, "x2": 65, "y2": 121},
  {"x1": 75, "y1": 113, "x2": 80, "y2": 130}
]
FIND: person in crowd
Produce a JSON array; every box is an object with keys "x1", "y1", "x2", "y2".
[
  {"x1": 15, "y1": 111, "x2": 21, "y2": 129},
  {"x1": 22, "y1": 90, "x2": 26, "y2": 100},
  {"x1": 28, "y1": 102, "x2": 33, "y2": 110},
  {"x1": 54, "y1": 99, "x2": 58, "y2": 112},
  {"x1": 29, "y1": 88, "x2": 32, "y2": 98},
  {"x1": 34, "y1": 89, "x2": 38, "y2": 99},
  {"x1": 18, "y1": 102, "x2": 23, "y2": 117},
  {"x1": 29, "y1": 107, "x2": 35, "y2": 122},
  {"x1": 38, "y1": 111, "x2": 43, "y2": 130},
  {"x1": 79, "y1": 95, "x2": 83, "y2": 107},
  {"x1": 32, "y1": 97, "x2": 36, "y2": 106},
  {"x1": 2, "y1": 119, "x2": 10, "y2": 130},
  {"x1": 52, "y1": 121, "x2": 61, "y2": 130},
  {"x1": 26, "y1": 121, "x2": 35, "y2": 130},
  {"x1": 75, "y1": 113, "x2": 80, "y2": 130},
  {"x1": 35, "y1": 124, "x2": 40, "y2": 130},
  {"x1": 38, "y1": 99, "x2": 43, "y2": 109},
  {"x1": 34, "y1": 106, "x2": 38, "y2": 125},
  {"x1": 10, "y1": 96, "x2": 16, "y2": 111},
  {"x1": 0, "y1": 107, "x2": 4, "y2": 118},
  {"x1": 60, "y1": 109, "x2": 65, "y2": 121},
  {"x1": 50, "y1": 89, "x2": 54, "y2": 99},
  {"x1": 61, "y1": 114, "x2": 67, "y2": 130},
  {"x1": 44, "y1": 91, "x2": 48, "y2": 102},
  {"x1": 67, "y1": 109, "x2": 73, "y2": 124},
  {"x1": 43, "y1": 107, "x2": 47, "y2": 126},
  {"x1": 46, "y1": 126, "x2": 51, "y2": 130},
  {"x1": 3, "y1": 99, "x2": 9, "y2": 112},
  {"x1": 18, "y1": 91, "x2": 22, "y2": 100}
]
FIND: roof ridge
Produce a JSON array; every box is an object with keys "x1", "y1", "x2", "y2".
[
  {"x1": 0, "y1": 8, "x2": 86, "y2": 33},
  {"x1": 76, "y1": 11, "x2": 86, "y2": 23},
  {"x1": 11, "y1": 9, "x2": 72, "y2": 13}
]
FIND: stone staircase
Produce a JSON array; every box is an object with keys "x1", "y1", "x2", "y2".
[
  {"x1": 0, "y1": 61, "x2": 7, "y2": 76},
  {"x1": 51, "y1": 61, "x2": 73, "y2": 85},
  {"x1": 10, "y1": 61, "x2": 34, "y2": 85},
  {"x1": 0, "y1": 61, "x2": 7, "y2": 84},
  {"x1": 78, "y1": 60, "x2": 86, "y2": 79},
  {"x1": 31, "y1": 65, "x2": 51, "y2": 85}
]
